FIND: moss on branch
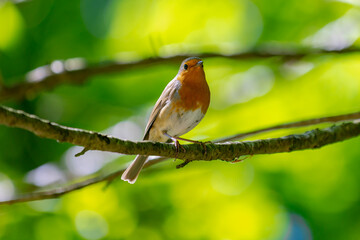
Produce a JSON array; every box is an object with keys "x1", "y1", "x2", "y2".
[
  {"x1": 0, "y1": 105, "x2": 359, "y2": 162},
  {"x1": 1, "y1": 105, "x2": 360, "y2": 205}
]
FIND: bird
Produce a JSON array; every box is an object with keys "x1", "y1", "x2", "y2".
[{"x1": 121, "y1": 57, "x2": 210, "y2": 184}]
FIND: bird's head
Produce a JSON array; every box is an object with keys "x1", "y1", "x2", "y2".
[{"x1": 177, "y1": 57, "x2": 205, "y2": 82}]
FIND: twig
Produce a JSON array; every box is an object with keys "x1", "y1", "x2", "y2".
[
  {"x1": 0, "y1": 157, "x2": 167, "y2": 205},
  {"x1": 216, "y1": 112, "x2": 360, "y2": 142},
  {"x1": 1, "y1": 47, "x2": 360, "y2": 102},
  {"x1": 176, "y1": 160, "x2": 190, "y2": 169},
  {"x1": 75, "y1": 147, "x2": 89, "y2": 157}
]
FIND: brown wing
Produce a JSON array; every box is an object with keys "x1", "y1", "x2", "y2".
[{"x1": 143, "y1": 78, "x2": 179, "y2": 140}]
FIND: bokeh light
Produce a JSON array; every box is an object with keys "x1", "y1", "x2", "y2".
[
  {"x1": 0, "y1": 0, "x2": 360, "y2": 239},
  {"x1": 0, "y1": 1, "x2": 24, "y2": 51}
]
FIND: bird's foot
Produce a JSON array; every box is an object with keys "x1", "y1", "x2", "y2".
[
  {"x1": 163, "y1": 132, "x2": 210, "y2": 158},
  {"x1": 174, "y1": 136, "x2": 211, "y2": 154},
  {"x1": 174, "y1": 139, "x2": 186, "y2": 160}
]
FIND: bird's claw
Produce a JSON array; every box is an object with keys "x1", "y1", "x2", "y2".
[
  {"x1": 195, "y1": 140, "x2": 211, "y2": 154},
  {"x1": 174, "y1": 140, "x2": 186, "y2": 161}
]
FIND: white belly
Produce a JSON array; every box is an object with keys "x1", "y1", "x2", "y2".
[
  {"x1": 148, "y1": 107, "x2": 204, "y2": 142},
  {"x1": 167, "y1": 108, "x2": 204, "y2": 137}
]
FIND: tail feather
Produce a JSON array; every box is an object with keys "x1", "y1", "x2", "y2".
[{"x1": 121, "y1": 155, "x2": 148, "y2": 184}]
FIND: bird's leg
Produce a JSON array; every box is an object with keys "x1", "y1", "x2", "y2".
[
  {"x1": 163, "y1": 133, "x2": 186, "y2": 160},
  {"x1": 164, "y1": 133, "x2": 209, "y2": 154},
  {"x1": 173, "y1": 136, "x2": 210, "y2": 154}
]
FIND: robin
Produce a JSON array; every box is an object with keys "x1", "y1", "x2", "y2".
[{"x1": 121, "y1": 57, "x2": 210, "y2": 184}]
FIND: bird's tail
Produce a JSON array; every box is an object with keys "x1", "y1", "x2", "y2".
[{"x1": 121, "y1": 155, "x2": 148, "y2": 184}]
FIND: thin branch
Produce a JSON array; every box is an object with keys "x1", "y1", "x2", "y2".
[
  {"x1": 0, "y1": 106, "x2": 360, "y2": 205},
  {"x1": 1, "y1": 47, "x2": 360, "y2": 102},
  {"x1": 1, "y1": 157, "x2": 167, "y2": 205},
  {"x1": 217, "y1": 112, "x2": 360, "y2": 142}
]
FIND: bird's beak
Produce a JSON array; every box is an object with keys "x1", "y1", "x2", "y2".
[{"x1": 196, "y1": 61, "x2": 203, "y2": 67}]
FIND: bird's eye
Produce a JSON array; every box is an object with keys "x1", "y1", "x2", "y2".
[{"x1": 184, "y1": 64, "x2": 188, "y2": 70}]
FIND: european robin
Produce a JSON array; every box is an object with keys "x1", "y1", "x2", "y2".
[{"x1": 121, "y1": 57, "x2": 210, "y2": 184}]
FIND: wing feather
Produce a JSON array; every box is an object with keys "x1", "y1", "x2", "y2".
[{"x1": 143, "y1": 78, "x2": 180, "y2": 140}]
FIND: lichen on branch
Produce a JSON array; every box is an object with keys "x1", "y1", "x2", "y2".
[
  {"x1": 0, "y1": 105, "x2": 359, "y2": 205},
  {"x1": 0, "y1": 105, "x2": 359, "y2": 162}
]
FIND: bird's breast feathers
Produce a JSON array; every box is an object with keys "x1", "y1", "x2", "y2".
[{"x1": 149, "y1": 106, "x2": 204, "y2": 141}]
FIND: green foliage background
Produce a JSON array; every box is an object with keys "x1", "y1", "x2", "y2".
[{"x1": 1, "y1": 0, "x2": 360, "y2": 239}]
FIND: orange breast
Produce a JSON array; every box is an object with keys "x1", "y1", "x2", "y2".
[{"x1": 173, "y1": 67, "x2": 210, "y2": 114}]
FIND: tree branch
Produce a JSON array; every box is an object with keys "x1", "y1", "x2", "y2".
[
  {"x1": 217, "y1": 112, "x2": 360, "y2": 142},
  {"x1": 0, "y1": 105, "x2": 359, "y2": 205},
  {"x1": 0, "y1": 157, "x2": 167, "y2": 205},
  {"x1": 1, "y1": 47, "x2": 360, "y2": 102},
  {"x1": 1, "y1": 105, "x2": 360, "y2": 161}
]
